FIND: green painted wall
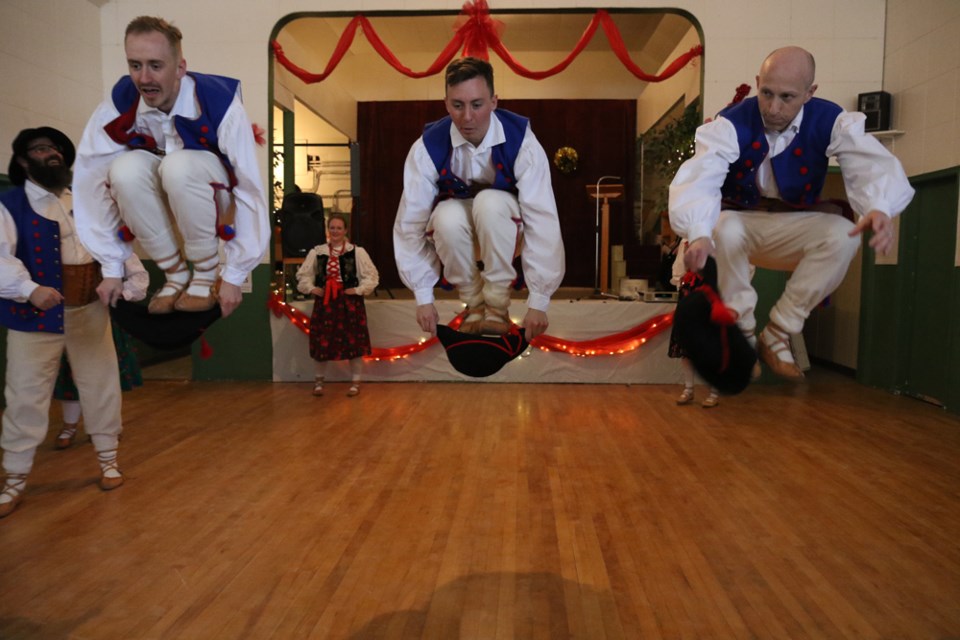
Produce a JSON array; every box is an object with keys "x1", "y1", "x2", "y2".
[
  {"x1": 192, "y1": 264, "x2": 274, "y2": 381},
  {"x1": 859, "y1": 167, "x2": 960, "y2": 414},
  {"x1": 749, "y1": 268, "x2": 790, "y2": 385}
]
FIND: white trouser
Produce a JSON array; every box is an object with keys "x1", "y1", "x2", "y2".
[
  {"x1": 2, "y1": 302, "x2": 122, "y2": 475},
  {"x1": 713, "y1": 209, "x2": 861, "y2": 336},
  {"x1": 108, "y1": 149, "x2": 232, "y2": 266},
  {"x1": 427, "y1": 189, "x2": 522, "y2": 309}
]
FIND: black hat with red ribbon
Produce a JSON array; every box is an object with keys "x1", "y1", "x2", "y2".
[
  {"x1": 436, "y1": 324, "x2": 528, "y2": 378},
  {"x1": 109, "y1": 299, "x2": 221, "y2": 352},
  {"x1": 673, "y1": 257, "x2": 756, "y2": 394}
]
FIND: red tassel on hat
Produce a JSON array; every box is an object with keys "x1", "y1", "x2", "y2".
[
  {"x1": 200, "y1": 336, "x2": 214, "y2": 359},
  {"x1": 701, "y1": 285, "x2": 737, "y2": 326},
  {"x1": 709, "y1": 300, "x2": 737, "y2": 326}
]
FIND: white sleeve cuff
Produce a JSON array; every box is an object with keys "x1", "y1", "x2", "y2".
[{"x1": 414, "y1": 288, "x2": 436, "y2": 306}]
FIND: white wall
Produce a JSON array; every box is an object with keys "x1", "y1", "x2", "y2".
[
  {"x1": 883, "y1": 0, "x2": 960, "y2": 176},
  {"x1": 2, "y1": 0, "x2": 894, "y2": 191},
  {"x1": 636, "y1": 25, "x2": 702, "y2": 135},
  {"x1": 274, "y1": 30, "x2": 358, "y2": 140},
  {"x1": 0, "y1": 0, "x2": 103, "y2": 175}
]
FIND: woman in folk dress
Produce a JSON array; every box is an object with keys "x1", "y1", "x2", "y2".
[{"x1": 296, "y1": 213, "x2": 379, "y2": 397}]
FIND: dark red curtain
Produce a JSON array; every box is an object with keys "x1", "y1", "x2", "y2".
[{"x1": 356, "y1": 99, "x2": 636, "y2": 290}]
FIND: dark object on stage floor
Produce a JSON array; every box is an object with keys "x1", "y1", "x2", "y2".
[
  {"x1": 110, "y1": 299, "x2": 221, "y2": 350},
  {"x1": 436, "y1": 325, "x2": 528, "y2": 378},
  {"x1": 279, "y1": 192, "x2": 326, "y2": 257},
  {"x1": 673, "y1": 258, "x2": 756, "y2": 394}
]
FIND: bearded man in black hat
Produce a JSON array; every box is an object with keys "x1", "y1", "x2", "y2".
[{"x1": 0, "y1": 127, "x2": 125, "y2": 519}]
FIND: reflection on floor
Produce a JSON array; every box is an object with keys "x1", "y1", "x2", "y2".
[{"x1": 141, "y1": 356, "x2": 191, "y2": 381}]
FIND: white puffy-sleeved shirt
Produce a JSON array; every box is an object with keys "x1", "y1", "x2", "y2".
[
  {"x1": 73, "y1": 74, "x2": 269, "y2": 287},
  {"x1": 669, "y1": 106, "x2": 915, "y2": 244},
  {"x1": 393, "y1": 111, "x2": 565, "y2": 312}
]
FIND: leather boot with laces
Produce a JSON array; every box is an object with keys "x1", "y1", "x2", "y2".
[
  {"x1": 758, "y1": 324, "x2": 805, "y2": 380},
  {"x1": 0, "y1": 473, "x2": 28, "y2": 518}
]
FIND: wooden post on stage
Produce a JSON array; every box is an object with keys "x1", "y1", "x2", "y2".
[{"x1": 586, "y1": 181, "x2": 624, "y2": 295}]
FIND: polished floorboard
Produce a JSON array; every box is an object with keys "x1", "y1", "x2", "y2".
[{"x1": 1, "y1": 370, "x2": 958, "y2": 639}]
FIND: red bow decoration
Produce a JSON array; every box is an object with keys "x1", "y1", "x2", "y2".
[
  {"x1": 454, "y1": 0, "x2": 504, "y2": 60},
  {"x1": 680, "y1": 270, "x2": 702, "y2": 290}
]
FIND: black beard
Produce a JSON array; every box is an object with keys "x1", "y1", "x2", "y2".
[{"x1": 26, "y1": 157, "x2": 72, "y2": 191}]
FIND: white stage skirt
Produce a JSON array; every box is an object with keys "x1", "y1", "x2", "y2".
[{"x1": 270, "y1": 298, "x2": 681, "y2": 384}]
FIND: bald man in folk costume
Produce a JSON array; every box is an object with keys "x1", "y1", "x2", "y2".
[{"x1": 670, "y1": 46, "x2": 914, "y2": 380}]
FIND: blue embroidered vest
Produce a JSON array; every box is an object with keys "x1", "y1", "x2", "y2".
[
  {"x1": 0, "y1": 188, "x2": 66, "y2": 333},
  {"x1": 718, "y1": 96, "x2": 842, "y2": 209},
  {"x1": 103, "y1": 72, "x2": 241, "y2": 187},
  {"x1": 423, "y1": 109, "x2": 528, "y2": 202}
]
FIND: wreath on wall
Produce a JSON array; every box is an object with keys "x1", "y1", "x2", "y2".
[{"x1": 553, "y1": 146, "x2": 578, "y2": 174}]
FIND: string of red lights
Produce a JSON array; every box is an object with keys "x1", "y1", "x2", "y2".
[{"x1": 268, "y1": 291, "x2": 674, "y2": 362}]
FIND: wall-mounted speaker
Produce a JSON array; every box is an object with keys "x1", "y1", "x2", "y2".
[{"x1": 857, "y1": 91, "x2": 891, "y2": 132}]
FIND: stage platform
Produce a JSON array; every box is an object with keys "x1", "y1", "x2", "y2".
[{"x1": 270, "y1": 296, "x2": 681, "y2": 384}]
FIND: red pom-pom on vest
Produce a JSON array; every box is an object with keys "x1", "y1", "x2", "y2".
[
  {"x1": 217, "y1": 224, "x2": 236, "y2": 241},
  {"x1": 117, "y1": 225, "x2": 135, "y2": 242}
]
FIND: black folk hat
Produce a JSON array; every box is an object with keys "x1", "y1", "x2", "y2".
[
  {"x1": 7, "y1": 127, "x2": 76, "y2": 186},
  {"x1": 436, "y1": 324, "x2": 528, "y2": 378},
  {"x1": 673, "y1": 257, "x2": 757, "y2": 394},
  {"x1": 110, "y1": 299, "x2": 221, "y2": 351}
]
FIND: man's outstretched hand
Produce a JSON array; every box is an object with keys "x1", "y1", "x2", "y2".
[{"x1": 850, "y1": 210, "x2": 895, "y2": 256}]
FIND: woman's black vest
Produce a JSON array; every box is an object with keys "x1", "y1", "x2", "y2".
[{"x1": 315, "y1": 248, "x2": 359, "y2": 289}]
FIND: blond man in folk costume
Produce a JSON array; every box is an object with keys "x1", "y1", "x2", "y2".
[{"x1": 74, "y1": 16, "x2": 269, "y2": 318}]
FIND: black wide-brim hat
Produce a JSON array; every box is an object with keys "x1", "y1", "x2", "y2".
[
  {"x1": 436, "y1": 325, "x2": 529, "y2": 378},
  {"x1": 110, "y1": 299, "x2": 221, "y2": 350},
  {"x1": 8, "y1": 126, "x2": 76, "y2": 186},
  {"x1": 673, "y1": 291, "x2": 756, "y2": 394}
]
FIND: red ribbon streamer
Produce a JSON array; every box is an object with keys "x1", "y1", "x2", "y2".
[
  {"x1": 323, "y1": 278, "x2": 343, "y2": 305},
  {"x1": 698, "y1": 284, "x2": 736, "y2": 372},
  {"x1": 267, "y1": 291, "x2": 673, "y2": 361},
  {"x1": 272, "y1": 7, "x2": 702, "y2": 84}
]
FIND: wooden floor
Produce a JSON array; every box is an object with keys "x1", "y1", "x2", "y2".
[{"x1": 1, "y1": 370, "x2": 959, "y2": 639}]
